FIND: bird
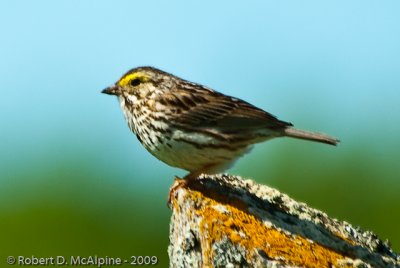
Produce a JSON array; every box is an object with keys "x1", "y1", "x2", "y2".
[{"x1": 102, "y1": 66, "x2": 339, "y2": 180}]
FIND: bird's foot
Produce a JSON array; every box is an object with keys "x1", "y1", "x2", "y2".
[
  {"x1": 167, "y1": 176, "x2": 187, "y2": 208},
  {"x1": 167, "y1": 171, "x2": 205, "y2": 208}
]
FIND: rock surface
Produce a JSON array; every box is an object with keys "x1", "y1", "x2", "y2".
[{"x1": 168, "y1": 174, "x2": 399, "y2": 268}]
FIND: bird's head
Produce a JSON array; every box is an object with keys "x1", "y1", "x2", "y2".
[{"x1": 102, "y1": 66, "x2": 172, "y2": 101}]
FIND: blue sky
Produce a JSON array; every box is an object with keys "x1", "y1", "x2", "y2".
[{"x1": 1, "y1": 0, "x2": 400, "y2": 179}]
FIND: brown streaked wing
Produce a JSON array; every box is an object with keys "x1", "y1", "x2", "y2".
[{"x1": 157, "y1": 84, "x2": 292, "y2": 133}]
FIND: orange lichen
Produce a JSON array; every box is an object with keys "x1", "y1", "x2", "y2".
[{"x1": 171, "y1": 182, "x2": 353, "y2": 268}]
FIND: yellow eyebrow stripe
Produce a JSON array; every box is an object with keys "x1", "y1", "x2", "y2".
[{"x1": 118, "y1": 72, "x2": 149, "y2": 87}]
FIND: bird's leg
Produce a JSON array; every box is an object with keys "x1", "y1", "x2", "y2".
[
  {"x1": 167, "y1": 164, "x2": 218, "y2": 207},
  {"x1": 167, "y1": 172, "x2": 198, "y2": 207},
  {"x1": 182, "y1": 170, "x2": 203, "y2": 181}
]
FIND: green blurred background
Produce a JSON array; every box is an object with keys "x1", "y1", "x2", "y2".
[{"x1": 1, "y1": 1, "x2": 399, "y2": 266}]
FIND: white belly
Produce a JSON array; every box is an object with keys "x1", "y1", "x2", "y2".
[
  {"x1": 119, "y1": 95, "x2": 255, "y2": 173},
  {"x1": 147, "y1": 129, "x2": 253, "y2": 172}
]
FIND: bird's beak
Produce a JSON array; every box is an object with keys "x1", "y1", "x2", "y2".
[{"x1": 101, "y1": 84, "x2": 120, "y2": 96}]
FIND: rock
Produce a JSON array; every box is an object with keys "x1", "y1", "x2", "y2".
[{"x1": 168, "y1": 174, "x2": 399, "y2": 268}]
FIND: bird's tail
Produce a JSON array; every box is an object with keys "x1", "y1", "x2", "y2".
[{"x1": 284, "y1": 127, "x2": 339, "y2": 146}]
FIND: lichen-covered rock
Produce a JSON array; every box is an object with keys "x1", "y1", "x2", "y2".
[{"x1": 168, "y1": 174, "x2": 399, "y2": 268}]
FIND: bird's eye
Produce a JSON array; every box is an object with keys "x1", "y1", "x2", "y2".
[{"x1": 130, "y1": 78, "x2": 141, "y2": 87}]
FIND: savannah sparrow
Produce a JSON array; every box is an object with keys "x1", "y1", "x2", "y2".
[{"x1": 102, "y1": 67, "x2": 338, "y2": 179}]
